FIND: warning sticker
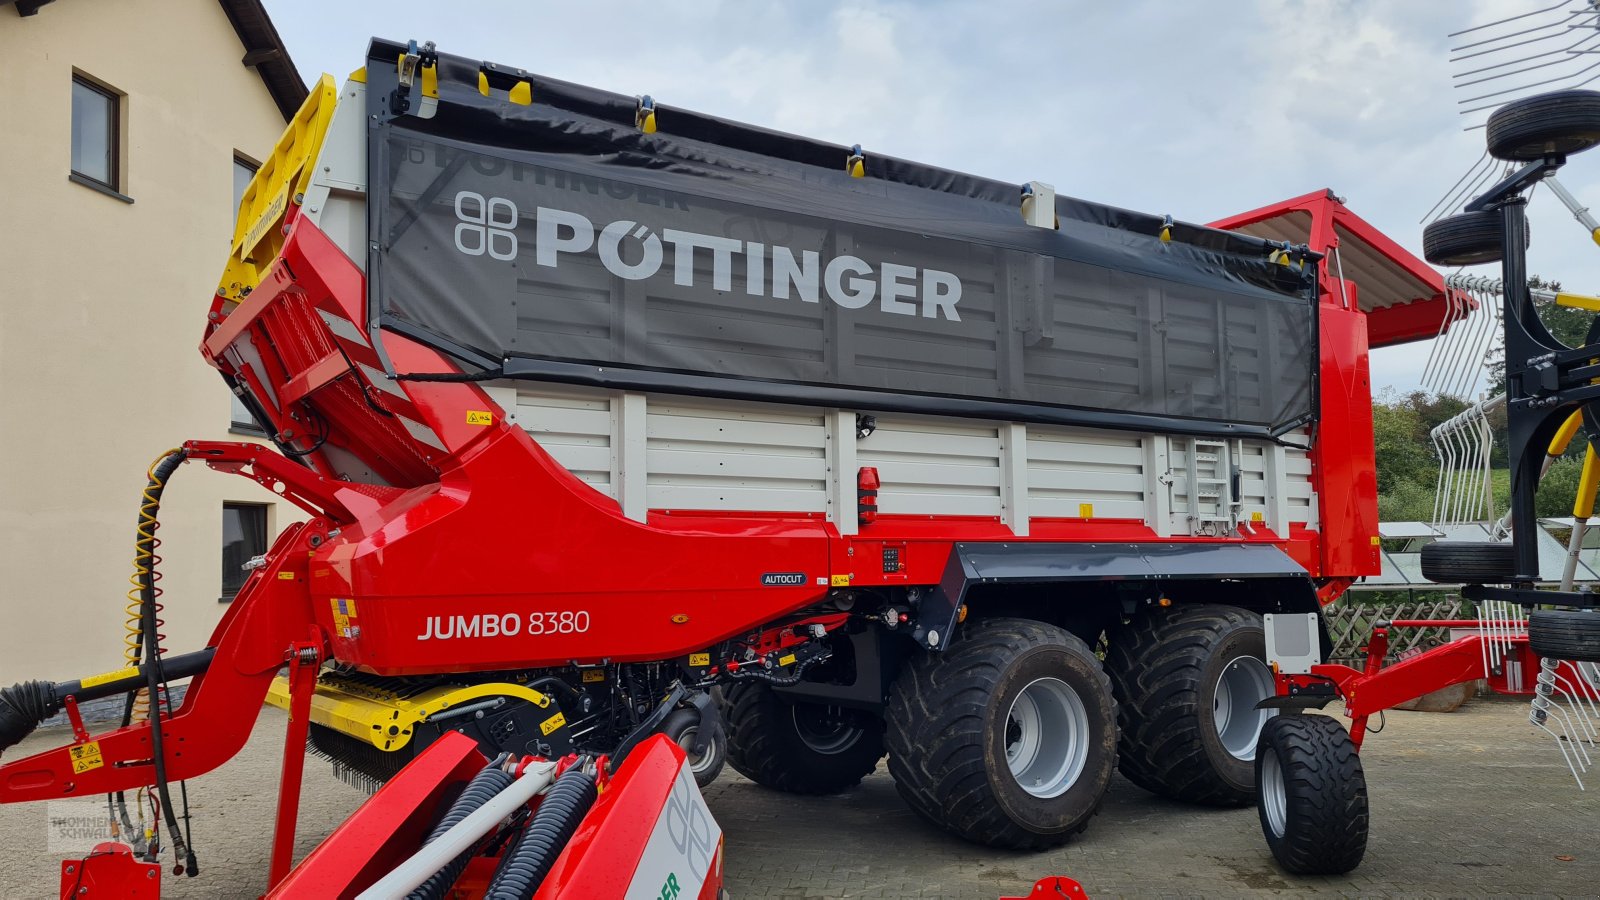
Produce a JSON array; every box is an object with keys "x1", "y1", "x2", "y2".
[
  {"x1": 582, "y1": 669, "x2": 606, "y2": 683},
  {"x1": 466, "y1": 410, "x2": 494, "y2": 426},
  {"x1": 540, "y1": 712, "x2": 567, "y2": 736},
  {"x1": 778, "y1": 653, "x2": 796, "y2": 667},
  {"x1": 330, "y1": 598, "x2": 360, "y2": 638},
  {"x1": 69, "y1": 742, "x2": 103, "y2": 774},
  {"x1": 688, "y1": 653, "x2": 710, "y2": 668}
]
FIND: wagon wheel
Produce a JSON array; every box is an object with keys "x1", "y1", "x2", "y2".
[
  {"x1": 1255, "y1": 715, "x2": 1368, "y2": 875},
  {"x1": 1422, "y1": 211, "x2": 1527, "y2": 268},
  {"x1": 1419, "y1": 540, "x2": 1518, "y2": 584},
  {"x1": 1487, "y1": 90, "x2": 1600, "y2": 162}
]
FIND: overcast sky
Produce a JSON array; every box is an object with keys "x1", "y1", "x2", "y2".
[{"x1": 262, "y1": 0, "x2": 1600, "y2": 398}]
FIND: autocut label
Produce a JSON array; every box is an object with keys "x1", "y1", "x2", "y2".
[
  {"x1": 760, "y1": 572, "x2": 807, "y2": 587},
  {"x1": 451, "y1": 191, "x2": 962, "y2": 321}
]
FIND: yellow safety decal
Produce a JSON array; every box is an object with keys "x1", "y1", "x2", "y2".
[
  {"x1": 1251, "y1": 511, "x2": 1265, "y2": 523},
  {"x1": 688, "y1": 653, "x2": 710, "y2": 667},
  {"x1": 778, "y1": 653, "x2": 797, "y2": 667},
  {"x1": 69, "y1": 742, "x2": 104, "y2": 774},
  {"x1": 81, "y1": 666, "x2": 139, "y2": 689},
  {"x1": 830, "y1": 574, "x2": 852, "y2": 587},
  {"x1": 1370, "y1": 536, "x2": 1381, "y2": 546},
  {"x1": 466, "y1": 410, "x2": 494, "y2": 426},
  {"x1": 278, "y1": 571, "x2": 295, "y2": 580},
  {"x1": 1078, "y1": 503, "x2": 1094, "y2": 518},
  {"x1": 330, "y1": 598, "x2": 358, "y2": 637},
  {"x1": 582, "y1": 669, "x2": 607, "y2": 683},
  {"x1": 540, "y1": 712, "x2": 567, "y2": 736}
]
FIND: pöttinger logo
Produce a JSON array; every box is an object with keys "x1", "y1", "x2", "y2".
[{"x1": 454, "y1": 190, "x2": 518, "y2": 260}]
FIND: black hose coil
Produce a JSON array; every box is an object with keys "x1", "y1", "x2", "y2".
[
  {"x1": 0, "y1": 680, "x2": 57, "y2": 752},
  {"x1": 407, "y1": 756, "x2": 516, "y2": 900},
  {"x1": 483, "y1": 766, "x2": 598, "y2": 900}
]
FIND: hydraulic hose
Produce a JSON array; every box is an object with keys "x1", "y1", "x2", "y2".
[
  {"x1": 483, "y1": 766, "x2": 598, "y2": 900},
  {"x1": 0, "y1": 681, "x2": 58, "y2": 751},
  {"x1": 0, "y1": 651, "x2": 215, "y2": 755},
  {"x1": 406, "y1": 755, "x2": 515, "y2": 900},
  {"x1": 125, "y1": 449, "x2": 185, "y2": 725},
  {"x1": 132, "y1": 449, "x2": 194, "y2": 874}
]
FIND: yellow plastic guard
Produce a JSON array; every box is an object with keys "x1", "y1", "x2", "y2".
[
  {"x1": 217, "y1": 73, "x2": 340, "y2": 301},
  {"x1": 265, "y1": 674, "x2": 551, "y2": 752},
  {"x1": 1555, "y1": 291, "x2": 1600, "y2": 312},
  {"x1": 1576, "y1": 445, "x2": 1600, "y2": 520},
  {"x1": 1549, "y1": 410, "x2": 1585, "y2": 457}
]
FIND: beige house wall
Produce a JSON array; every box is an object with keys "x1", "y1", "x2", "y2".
[{"x1": 0, "y1": 0, "x2": 301, "y2": 681}]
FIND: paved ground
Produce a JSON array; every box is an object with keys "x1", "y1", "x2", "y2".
[{"x1": 0, "y1": 697, "x2": 1594, "y2": 898}]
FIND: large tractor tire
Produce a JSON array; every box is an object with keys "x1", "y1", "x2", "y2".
[
  {"x1": 885, "y1": 617, "x2": 1117, "y2": 850},
  {"x1": 717, "y1": 681, "x2": 884, "y2": 794},
  {"x1": 1255, "y1": 714, "x2": 1368, "y2": 875},
  {"x1": 1486, "y1": 89, "x2": 1600, "y2": 162},
  {"x1": 1528, "y1": 609, "x2": 1600, "y2": 663},
  {"x1": 1105, "y1": 604, "x2": 1277, "y2": 806}
]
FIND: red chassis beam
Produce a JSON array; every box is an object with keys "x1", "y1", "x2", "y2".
[{"x1": 1279, "y1": 622, "x2": 1547, "y2": 750}]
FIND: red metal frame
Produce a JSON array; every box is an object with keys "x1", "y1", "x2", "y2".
[
  {"x1": 267, "y1": 633, "x2": 322, "y2": 887},
  {"x1": 267, "y1": 734, "x2": 723, "y2": 899},
  {"x1": 266, "y1": 731, "x2": 487, "y2": 897},
  {"x1": 534, "y1": 736, "x2": 722, "y2": 900},
  {"x1": 1211, "y1": 191, "x2": 1454, "y2": 585},
  {"x1": 1278, "y1": 620, "x2": 1554, "y2": 750},
  {"x1": 0, "y1": 187, "x2": 1458, "y2": 893},
  {"x1": 58, "y1": 842, "x2": 161, "y2": 898}
]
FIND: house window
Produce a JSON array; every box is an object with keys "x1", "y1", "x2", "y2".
[
  {"x1": 221, "y1": 503, "x2": 268, "y2": 601},
  {"x1": 71, "y1": 75, "x2": 119, "y2": 191},
  {"x1": 230, "y1": 391, "x2": 264, "y2": 434},
  {"x1": 232, "y1": 155, "x2": 258, "y2": 225},
  {"x1": 229, "y1": 155, "x2": 266, "y2": 434}
]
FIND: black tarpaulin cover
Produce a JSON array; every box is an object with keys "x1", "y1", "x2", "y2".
[{"x1": 365, "y1": 41, "x2": 1318, "y2": 439}]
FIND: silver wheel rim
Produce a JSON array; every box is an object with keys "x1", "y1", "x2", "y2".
[
  {"x1": 676, "y1": 725, "x2": 717, "y2": 776},
  {"x1": 1260, "y1": 744, "x2": 1287, "y2": 838},
  {"x1": 1214, "y1": 655, "x2": 1276, "y2": 761},
  {"x1": 1004, "y1": 677, "x2": 1090, "y2": 799},
  {"x1": 791, "y1": 704, "x2": 863, "y2": 755}
]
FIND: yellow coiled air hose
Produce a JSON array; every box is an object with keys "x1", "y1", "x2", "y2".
[{"x1": 124, "y1": 449, "x2": 184, "y2": 723}]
